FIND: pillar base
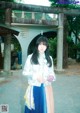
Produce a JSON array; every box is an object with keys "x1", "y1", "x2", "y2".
[
  {"x1": 54, "y1": 69, "x2": 65, "y2": 74},
  {"x1": 0, "y1": 70, "x2": 13, "y2": 76}
]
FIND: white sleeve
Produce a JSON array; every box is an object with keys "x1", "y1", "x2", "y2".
[
  {"x1": 22, "y1": 55, "x2": 39, "y2": 81},
  {"x1": 49, "y1": 56, "x2": 56, "y2": 81},
  {"x1": 22, "y1": 55, "x2": 32, "y2": 78}
]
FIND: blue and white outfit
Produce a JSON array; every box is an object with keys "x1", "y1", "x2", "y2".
[{"x1": 23, "y1": 53, "x2": 56, "y2": 113}]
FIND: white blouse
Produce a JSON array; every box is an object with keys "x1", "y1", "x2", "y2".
[{"x1": 22, "y1": 53, "x2": 56, "y2": 86}]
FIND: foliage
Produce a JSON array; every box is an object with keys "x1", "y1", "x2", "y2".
[
  {"x1": 49, "y1": 0, "x2": 80, "y2": 62},
  {"x1": 0, "y1": 0, "x2": 16, "y2": 23},
  {"x1": 49, "y1": 0, "x2": 77, "y2": 4},
  {"x1": 49, "y1": 0, "x2": 80, "y2": 9},
  {"x1": 67, "y1": 15, "x2": 80, "y2": 34},
  {"x1": 67, "y1": 36, "x2": 80, "y2": 59},
  {"x1": 48, "y1": 36, "x2": 80, "y2": 62},
  {"x1": 11, "y1": 37, "x2": 21, "y2": 52},
  {"x1": 0, "y1": 10, "x2": 5, "y2": 23},
  {"x1": 67, "y1": 15, "x2": 80, "y2": 61},
  {"x1": 77, "y1": 42, "x2": 80, "y2": 51},
  {"x1": 0, "y1": 0, "x2": 14, "y2": 1},
  {"x1": 76, "y1": 42, "x2": 80, "y2": 62},
  {"x1": 67, "y1": 36, "x2": 74, "y2": 45},
  {"x1": 0, "y1": 0, "x2": 22, "y2": 2},
  {"x1": 48, "y1": 37, "x2": 57, "y2": 59},
  {"x1": 0, "y1": 0, "x2": 23, "y2": 23}
]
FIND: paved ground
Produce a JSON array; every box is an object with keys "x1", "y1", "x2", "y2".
[{"x1": 0, "y1": 64, "x2": 80, "y2": 113}]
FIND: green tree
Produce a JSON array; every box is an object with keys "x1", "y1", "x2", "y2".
[
  {"x1": 49, "y1": 37, "x2": 57, "y2": 59},
  {"x1": 49, "y1": 0, "x2": 80, "y2": 8},
  {"x1": 0, "y1": 0, "x2": 15, "y2": 23},
  {"x1": 67, "y1": 15, "x2": 80, "y2": 41},
  {"x1": 67, "y1": 15, "x2": 80, "y2": 59},
  {"x1": 0, "y1": 0, "x2": 14, "y2": 1},
  {"x1": 49, "y1": 0, "x2": 80, "y2": 67}
]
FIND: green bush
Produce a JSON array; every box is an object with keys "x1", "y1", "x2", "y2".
[{"x1": 49, "y1": 37, "x2": 57, "y2": 59}]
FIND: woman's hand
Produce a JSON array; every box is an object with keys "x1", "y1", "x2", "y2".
[
  {"x1": 37, "y1": 76, "x2": 46, "y2": 83},
  {"x1": 47, "y1": 75, "x2": 54, "y2": 82}
]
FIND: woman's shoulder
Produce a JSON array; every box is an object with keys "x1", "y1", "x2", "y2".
[
  {"x1": 28, "y1": 53, "x2": 33, "y2": 57},
  {"x1": 27, "y1": 53, "x2": 33, "y2": 60}
]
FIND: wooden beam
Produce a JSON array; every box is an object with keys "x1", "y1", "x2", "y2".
[{"x1": 0, "y1": 1, "x2": 80, "y2": 15}]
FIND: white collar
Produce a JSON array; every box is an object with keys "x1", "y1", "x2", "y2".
[{"x1": 39, "y1": 53, "x2": 45, "y2": 59}]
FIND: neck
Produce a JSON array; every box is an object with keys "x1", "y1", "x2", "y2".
[{"x1": 39, "y1": 52, "x2": 45, "y2": 58}]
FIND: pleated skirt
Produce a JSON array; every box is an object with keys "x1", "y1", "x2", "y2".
[{"x1": 24, "y1": 84, "x2": 54, "y2": 113}]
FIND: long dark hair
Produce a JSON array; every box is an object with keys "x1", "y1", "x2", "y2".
[{"x1": 31, "y1": 36, "x2": 52, "y2": 67}]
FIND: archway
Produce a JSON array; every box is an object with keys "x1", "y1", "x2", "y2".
[
  {"x1": 0, "y1": 36, "x2": 22, "y2": 70},
  {"x1": 27, "y1": 31, "x2": 57, "y2": 55},
  {"x1": 11, "y1": 36, "x2": 22, "y2": 70}
]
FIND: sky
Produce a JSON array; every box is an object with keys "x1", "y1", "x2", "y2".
[
  {"x1": 19, "y1": 0, "x2": 54, "y2": 18},
  {"x1": 22, "y1": 0, "x2": 51, "y2": 6}
]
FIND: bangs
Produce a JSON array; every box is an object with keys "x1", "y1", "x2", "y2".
[
  {"x1": 39, "y1": 41, "x2": 48, "y2": 46},
  {"x1": 36, "y1": 36, "x2": 49, "y2": 47}
]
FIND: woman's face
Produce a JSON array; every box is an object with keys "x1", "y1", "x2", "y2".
[{"x1": 38, "y1": 42, "x2": 47, "y2": 53}]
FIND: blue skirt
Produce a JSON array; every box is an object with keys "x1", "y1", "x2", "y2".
[{"x1": 24, "y1": 84, "x2": 47, "y2": 113}]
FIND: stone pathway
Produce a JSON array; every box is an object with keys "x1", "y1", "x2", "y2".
[
  {"x1": 0, "y1": 64, "x2": 80, "y2": 113},
  {"x1": 63, "y1": 63, "x2": 80, "y2": 75}
]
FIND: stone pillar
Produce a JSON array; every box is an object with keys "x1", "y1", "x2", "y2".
[
  {"x1": 12, "y1": 11, "x2": 16, "y2": 23},
  {"x1": 21, "y1": 11, "x2": 25, "y2": 18},
  {"x1": 12, "y1": 11, "x2": 16, "y2": 18},
  {"x1": 57, "y1": 13, "x2": 64, "y2": 71},
  {"x1": 32, "y1": 12, "x2": 35, "y2": 20},
  {"x1": 3, "y1": 8, "x2": 12, "y2": 75},
  {"x1": 42, "y1": 13, "x2": 45, "y2": 20},
  {"x1": 4, "y1": 34, "x2": 11, "y2": 72}
]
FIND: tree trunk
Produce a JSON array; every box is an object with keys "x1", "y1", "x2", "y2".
[{"x1": 63, "y1": 15, "x2": 68, "y2": 68}]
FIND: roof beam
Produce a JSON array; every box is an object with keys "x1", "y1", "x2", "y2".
[{"x1": 0, "y1": 1, "x2": 80, "y2": 15}]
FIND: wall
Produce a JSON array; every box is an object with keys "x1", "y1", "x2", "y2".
[{"x1": 11, "y1": 24, "x2": 56, "y2": 67}]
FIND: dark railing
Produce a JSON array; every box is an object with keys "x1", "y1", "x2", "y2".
[
  {"x1": 12, "y1": 18, "x2": 58, "y2": 26},
  {"x1": 12, "y1": 11, "x2": 58, "y2": 26}
]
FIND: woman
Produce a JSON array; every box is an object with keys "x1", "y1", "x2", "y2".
[{"x1": 23, "y1": 36, "x2": 56, "y2": 113}]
